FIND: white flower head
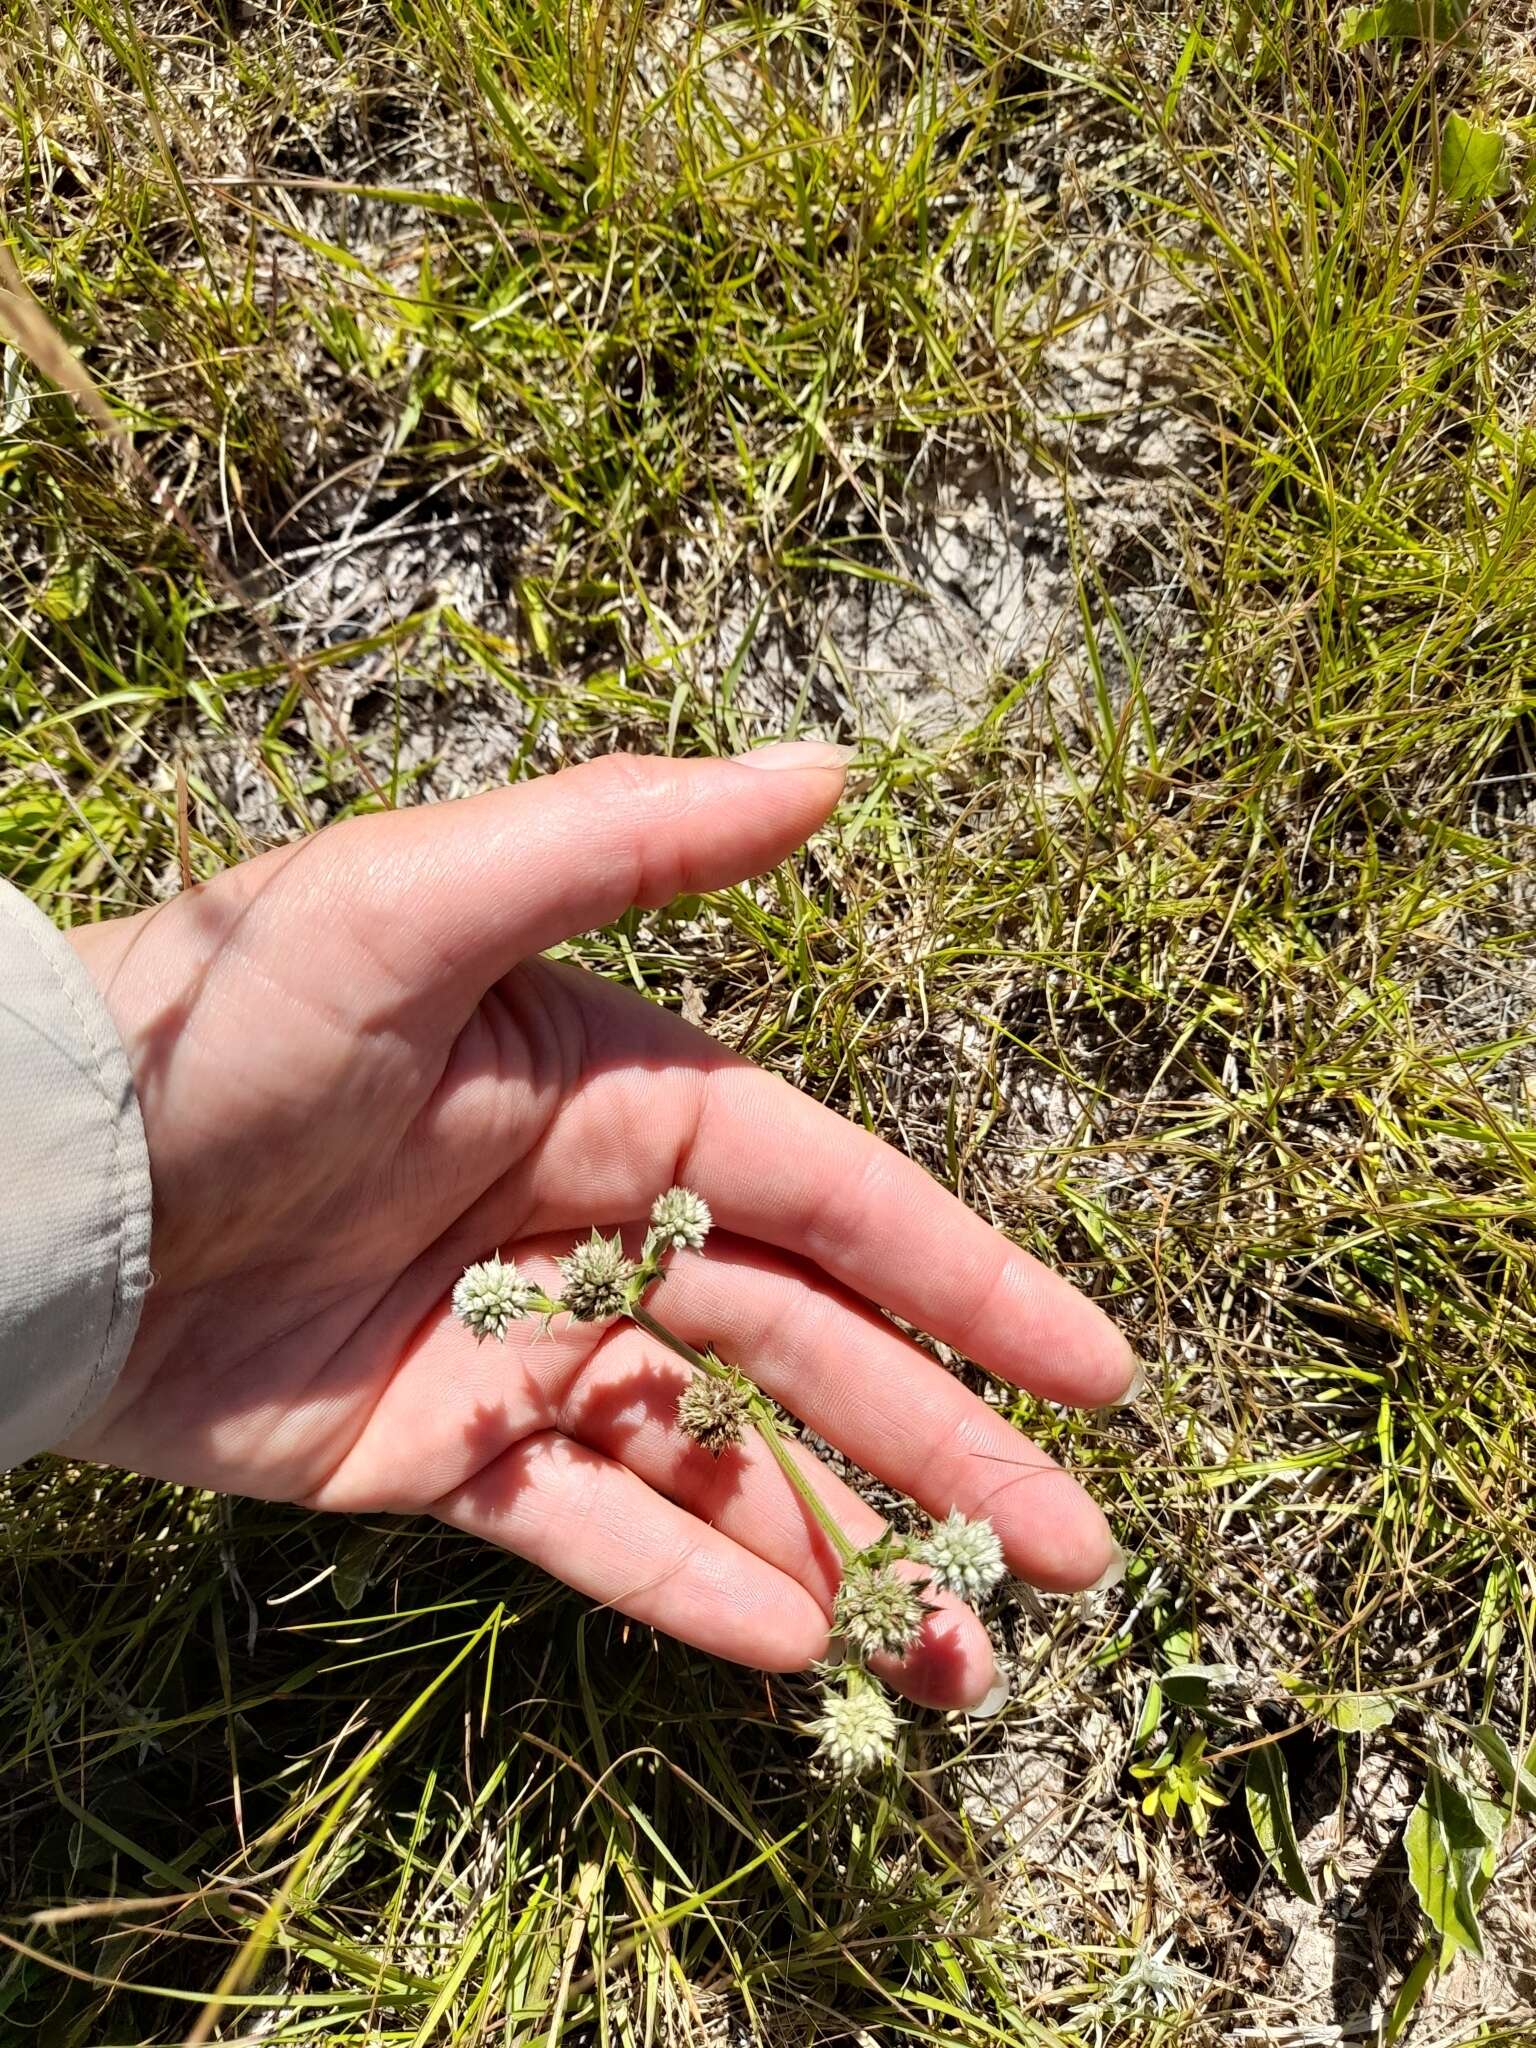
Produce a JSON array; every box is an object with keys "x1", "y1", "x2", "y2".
[
  {"x1": 647, "y1": 1185, "x2": 713, "y2": 1255},
  {"x1": 452, "y1": 1256, "x2": 536, "y2": 1343},
  {"x1": 832, "y1": 1561, "x2": 931, "y2": 1660},
  {"x1": 808, "y1": 1681, "x2": 899, "y2": 1777},
  {"x1": 914, "y1": 1511, "x2": 1007, "y2": 1601},
  {"x1": 557, "y1": 1229, "x2": 638, "y2": 1322}
]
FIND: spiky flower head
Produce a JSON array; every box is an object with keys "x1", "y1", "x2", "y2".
[
  {"x1": 913, "y1": 1511, "x2": 1007, "y2": 1601},
  {"x1": 557, "y1": 1229, "x2": 639, "y2": 1322},
  {"x1": 677, "y1": 1368, "x2": 751, "y2": 1456},
  {"x1": 808, "y1": 1680, "x2": 898, "y2": 1778},
  {"x1": 832, "y1": 1561, "x2": 931, "y2": 1660},
  {"x1": 647, "y1": 1185, "x2": 713, "y2": 1255},
  {"x1": 452, "y1": 1256, "x2": 536, "y2": 1343}
]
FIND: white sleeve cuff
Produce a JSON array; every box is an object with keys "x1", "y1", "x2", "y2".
[{"x1": 0, "y1": 883, "x2": 152, "y2": 1466}]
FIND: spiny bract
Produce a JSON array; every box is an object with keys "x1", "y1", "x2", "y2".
[
  {"x1": 451, "y1": 1256, "x2": 535, "y2": 1342},
  {"x1": 557, "y1": 1229, "x2": 639, "y2": 1321},
  {"x1": 914, "y1": 1510, "x2": 1007, "y2": 1600}
]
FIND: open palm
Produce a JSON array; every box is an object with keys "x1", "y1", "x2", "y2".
[{"x1": 65, "y1": 746, "x2": 1136, "y2": 1709}]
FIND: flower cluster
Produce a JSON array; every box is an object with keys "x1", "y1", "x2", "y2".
[
  {"x1": 676, "y1": 1365, "x2": 752, "y2": 1455},
  {"x1": 647, "y1": 1185, "x2": 712, "y2": 1256},
  {"x1": 450, "y1": 1188, "x2": 1027, "y2": 1788},
  {"x1": 832, "y1": 1559, "x2": 932, "y2": 1661},
  {"x1": 912, "y1": 1509, "x2": 1008, "y2": 1601},
  {"x1": 557, "y1": 1229, "x2": 639, "y2": 1322},
  {"x1": 451, "y1": 1256, "x2": 537, "y2": 1342},
  {"x1": 807, "y1": 1679, "x2": 898, "y2": 1778}
]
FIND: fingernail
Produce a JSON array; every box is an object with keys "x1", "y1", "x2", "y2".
[
  {"x1": 964, "y1": 1668, "x2": 1011, "y2": 1720},
  {"x1": 1112, "y1": 1362, "x2": 1149, "y2": 1408},
  {"x1": 733, "y1": 740, "x2": 852, "y2": 773},
  {"x1": 1086, "y1": 1546, "x2": 1128, "y2": 1594}
]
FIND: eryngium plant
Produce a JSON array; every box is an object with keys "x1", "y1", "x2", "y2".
[{"x1": 453, "y1": 1185, "x2": 1007, "y2": 1778}]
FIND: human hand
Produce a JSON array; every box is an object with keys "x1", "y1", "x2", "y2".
[{"x1": 65, "y1": 745, "x2": 1138, "y2": 1709}]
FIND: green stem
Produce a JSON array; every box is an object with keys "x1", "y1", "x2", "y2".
[
  {"x1": 629, "y1": 1303, "x2": 856, "y2": 1566},
  {"x1": 747, "y1": 1395, "x2": 857, "y2": 1565},
  {"x1": 629, "y1": 1302, "x2": 717, "y2": 1376}
]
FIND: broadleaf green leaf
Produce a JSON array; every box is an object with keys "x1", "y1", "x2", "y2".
[
  {"x1": 1161, "y1": 1662, "x2": 1242, "y2": 1710},
  {"x1": 1246, "y1": 1742, "x2": 1316, "y2": 1903},
  {"x1": 1470, "y1": 1724, "x2": 1536, "y2": 1817},
  {"x1": 333, "y1": 1525, "x2": 386, "y2": 1610},
  {"x1": 1440, "y1": 115, "x2": 1510, "y2": 206},
  {"x1": 1405, "y1": 1765, "x2": 1490, "y2": 1961},
  {"x1": 1339, "y1": 0, "x2": 1469, "y2": 46},
  {"x1": 1293, "y1": 1686, "x2": 1398, "y2": 1735},
  {"x1": 35, "y1": 551, "x2": 95, "y2": 622},
  {"x1": 1133, "y1": 1679, "x2": 1164, "y2": 1752}
]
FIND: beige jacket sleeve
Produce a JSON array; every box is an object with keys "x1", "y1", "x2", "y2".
[{"x1": 0, "y1": 882, "x2": 151, "y2": 1467}]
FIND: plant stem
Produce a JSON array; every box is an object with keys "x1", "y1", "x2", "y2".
[
  {"x1": 629, "y1": 1302, "x2": 857, "y2": 1566},
  {"x1": 746, "y1": 1395, "x2": 858, "y2": 1565},
  {"x1": 629, "y1": 1301, "x2": 716, "y2": 1375}
]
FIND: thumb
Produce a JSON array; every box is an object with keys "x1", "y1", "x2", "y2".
[{"x1": 337, "y1": 742, "x2": 850, "y2": 1008}]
